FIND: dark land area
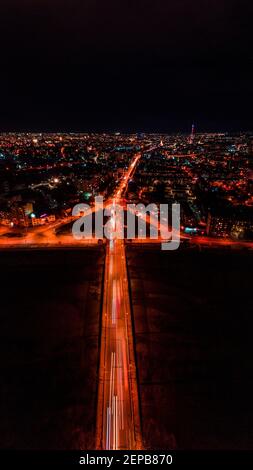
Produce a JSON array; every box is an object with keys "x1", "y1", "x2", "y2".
[
  {"x1": 126, "y1": 245, "x2": 253, "y2": 449},
  {"x1": 0, "y1": 248, "x2": 104, "y2": 449}
]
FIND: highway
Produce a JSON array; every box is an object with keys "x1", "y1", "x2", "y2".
[
  {"x1": 0, "y1": 152, "x2": 143, "y2": 249},
  {"x1": 96, "y1": 154, "x2": 142, "y2": 450},
  {"x1": 96, "y1": 149, "x2": 253, "y2": 452}
]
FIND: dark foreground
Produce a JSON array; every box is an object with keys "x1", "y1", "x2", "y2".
[
  {"x1": 126, "y1": 245, "x2": 253, "y2": 450},
  {"x1": 0, "y1": 248, "x2": 104, "y2": 449}
]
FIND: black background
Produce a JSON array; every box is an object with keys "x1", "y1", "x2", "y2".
[{"x1": 0, "y1": 0, "x2": 252, "y2": 132}]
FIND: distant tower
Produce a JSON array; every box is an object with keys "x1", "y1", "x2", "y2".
[{"x1": 189, "y1": 123, "x2": 195, "y2": 144}]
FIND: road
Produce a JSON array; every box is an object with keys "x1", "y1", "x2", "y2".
[
  {"x1": 96, "y1": 154, "x2": 142, "y2": 450},
  {"x1": 96, "y1": 148, "x2": 253, "y2": 451},
  {"x1": 0, "y1": 152, "x2": 143, "y2": 249},
  {"x1": 126, "y1": 235, "x2": 253, "y2": 250}
]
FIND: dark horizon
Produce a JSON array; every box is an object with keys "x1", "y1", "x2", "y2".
[{"x1": 0, "y1": 126, "x2": 252, "y2": 135}]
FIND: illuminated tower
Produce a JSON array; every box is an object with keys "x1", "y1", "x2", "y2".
[{"x1": 189, "y1": 123, "x2": 195, "y2": 144}]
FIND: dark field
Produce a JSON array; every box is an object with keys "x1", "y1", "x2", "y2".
[
  {"x1": 126, "y1": 245, "x2": 253, "y2": 450},
  {"x1": 0, "y1": 248, "x2": 105, "y2": 449}
]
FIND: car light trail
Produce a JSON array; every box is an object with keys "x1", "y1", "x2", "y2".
[{"x1": 96, "y1": 154, "x2": 143, "y2": 450}]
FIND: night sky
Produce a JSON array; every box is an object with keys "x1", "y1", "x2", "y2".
[{"x1": 1, "y1": 0, "x2": 252, "y2": 132}]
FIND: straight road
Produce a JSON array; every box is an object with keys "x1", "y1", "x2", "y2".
[{"x1": 96, "y1": 154, "x2": 142, "y2": 450}]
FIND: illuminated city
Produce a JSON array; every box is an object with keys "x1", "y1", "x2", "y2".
[
  {"x1": 0, "y1": 130, "x2": 253, "y2": 453},
  {"x1": 0, "y1": 0, "x2": 253, "y2": 465},
  {"x1": 0, "y1": 132, "x2": 253, "y2": 245}
]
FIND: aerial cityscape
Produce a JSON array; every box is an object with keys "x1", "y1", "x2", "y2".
[
  {"x1": 0, "y1": 130, "x2": 253, "y2": 453},
  {"x1": 0, "y1": 131, "x2": 253, "y2": 244},
  {"x1": 0, "y1": 0, "x2": 253, "y2": 464}
]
